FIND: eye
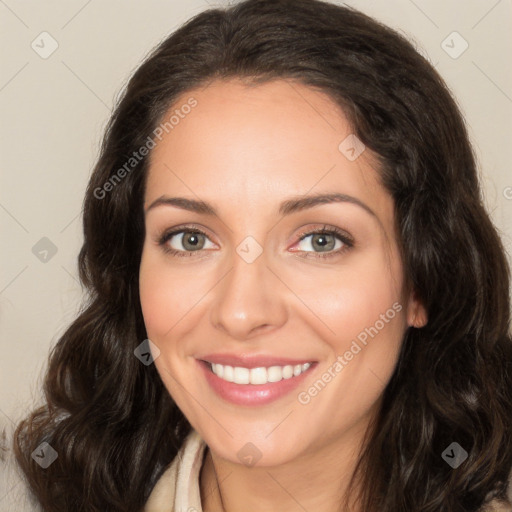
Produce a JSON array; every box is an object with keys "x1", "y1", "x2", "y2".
[
  {"x1": 156, "y1": 223, "x2": 354, "y2": 259},
  {"x1": 292, "y1": 225, "x2": 354, "y2": 259},
  {"x1": 157, "y1": 226, "x2": 215, "y2": 257}
]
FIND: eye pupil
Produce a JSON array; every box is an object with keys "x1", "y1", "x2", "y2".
[
  {"x1": 312, "y1": 234, "x2": 335, "y2": 251},
  {"x1": 183, "y1": 233, "x2": 203, "y2": 250}
]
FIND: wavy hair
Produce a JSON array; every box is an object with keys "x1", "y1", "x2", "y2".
[{"x1": 14, "y1": 0, "x2": 512, "y2": 510}]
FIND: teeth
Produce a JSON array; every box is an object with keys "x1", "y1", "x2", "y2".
[
  {"x1": 234, "y1": 367, "x2": 250, "y2": 384},
  {"x1": 249, "y1": 367, "x2": 267, "y2": 385},
  {"x1": 210, "y1": 362, "x2": 312, "y2": 384},
  {"x1": 223, "y1": 365, "x2": 234, "y2": 382},
  {"x1": 282, "y1": 365, "x2": 294, "y2": 379}
]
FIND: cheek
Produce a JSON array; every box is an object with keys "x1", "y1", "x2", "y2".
[
  {"x1": 139, "y1": 249, "x2": 177, "y2": 337},
  {"x1": 138, "y1": 249, "x2": 211, "y2": 339},
  {"x1": 296, "y1": 252, "x2": 407, "y2": 413},
  {"x1": 292, "y1": 250, "x2": 404, "y2": 348},
  {"x1": 319, "y1": 279, "x2": 402, "y2": 345},
  {"x1": 294, "y1": 268, "x2": 405, "y2": 435},
  {"x1": 139, "y1": 256, "x2": 165, "y2": 336}
]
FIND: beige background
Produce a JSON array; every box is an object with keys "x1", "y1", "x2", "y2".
[{"x1": 1, "y1": 0, "x2": 511, "y2": 509}]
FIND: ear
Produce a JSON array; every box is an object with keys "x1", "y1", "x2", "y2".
[{"x1": 406, "y1": 288, "x2": 428, "y2": 328}]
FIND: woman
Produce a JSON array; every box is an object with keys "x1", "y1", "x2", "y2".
[{"x1": 14, "y1": 0, "x2": 512, "y2": 510}]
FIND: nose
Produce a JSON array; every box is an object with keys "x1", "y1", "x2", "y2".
[{"x1": 209, "y1": 247, "x2": 288, "y2": 341}]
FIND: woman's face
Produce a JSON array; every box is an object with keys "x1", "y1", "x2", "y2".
[{"x1": 139, "y1": 78, "x2": 426, "y2": 466}]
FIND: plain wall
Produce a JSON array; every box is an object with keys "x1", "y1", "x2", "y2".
[{"x1": 1, "y1": 0, "x2": 511, "y2": 509}]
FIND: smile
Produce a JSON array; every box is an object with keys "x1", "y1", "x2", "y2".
[
  {"x1": 197, "y1": 359, "x2": 317, "y2": 406},
  {"x1": 209, "y1": 362, "x2": 312, "y2": 385}
]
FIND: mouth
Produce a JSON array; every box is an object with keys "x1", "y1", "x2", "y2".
[
  {"x1": 197, "y1": 359, "x2": 317, "y2": 406},
  {"x1": 204, "y1": 360, "x2": 313, "y2": 384}
]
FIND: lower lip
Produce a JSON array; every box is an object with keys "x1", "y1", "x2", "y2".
[{"x1": 197, "y1": 360, "x2": 316, "y2": 406}]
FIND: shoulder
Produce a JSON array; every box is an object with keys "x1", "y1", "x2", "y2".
[
  {"x1": 144, "y1": 458, "x2": 179, "y2": 512},
  {"x1": 479, "y1": 468, "x2": 512, "y2": 512},
  {"x1": 144, "y1": 429, "x2": 207, "y2": 512},
  {"x1": 479, "y1": 500, "x2": 512, "y2": 512}
]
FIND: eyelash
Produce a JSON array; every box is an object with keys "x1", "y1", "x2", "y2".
[{"x1": 156, "y1": 224, "x2": 354, "y2": 260}]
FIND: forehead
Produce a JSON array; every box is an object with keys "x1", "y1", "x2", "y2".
[{"x1": 144, "y1": 78, "x2": 393, "y2": 233}]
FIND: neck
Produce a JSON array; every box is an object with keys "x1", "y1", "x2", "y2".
[{"x1": 199, "y1": 420, "x2": 374, "y2": 512}]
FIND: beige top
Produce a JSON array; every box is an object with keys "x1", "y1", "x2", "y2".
[
  {"x1": 144, "y1": 429, "x2": 207, "y2": 512},
  {"x1": 144, "y1": 429, "x2": 512, "y2": 512}
]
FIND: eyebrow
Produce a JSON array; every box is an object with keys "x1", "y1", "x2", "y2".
[{"x1": 145, "y1": 192, "x2": 378, "y2": 220}]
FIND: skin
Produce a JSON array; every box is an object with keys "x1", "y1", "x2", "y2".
[{"x1": 139, "y1": 78, "x2": 427, "y2": 512}]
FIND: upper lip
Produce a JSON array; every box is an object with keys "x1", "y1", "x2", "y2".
[{"x1": 198, "y1": 353, "x2": 316, "y2": 369}]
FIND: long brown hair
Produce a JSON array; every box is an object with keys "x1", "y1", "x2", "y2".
[{"x1": 14, "y1": 0, "x2": 512, "y2": 510}]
